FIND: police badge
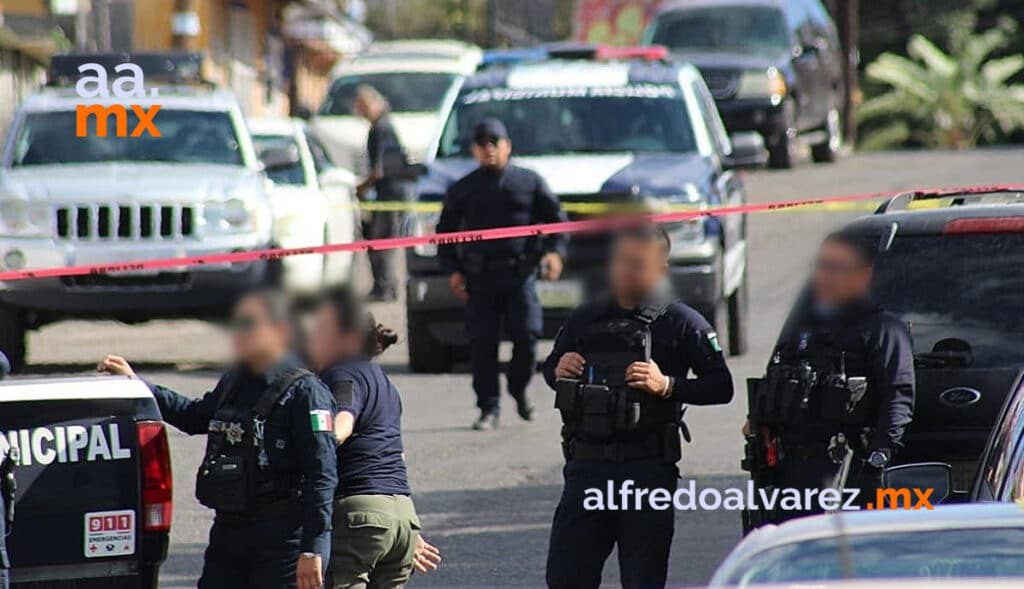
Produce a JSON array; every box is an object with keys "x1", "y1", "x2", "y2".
[{"x1": 224, "y1": 422, "x2": 244, "y2": 445}]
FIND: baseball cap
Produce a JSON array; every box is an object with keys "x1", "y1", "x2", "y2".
[{"x1": 473, "y1": 118, "x2": 509, "y2": 142}]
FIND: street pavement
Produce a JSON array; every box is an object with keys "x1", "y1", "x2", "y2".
[{"x1": 23, "y1": 149, "x2": 1024, "y2": 588}]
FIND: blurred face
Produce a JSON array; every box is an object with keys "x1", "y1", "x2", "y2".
[
  {"x1": 228, "y1": 296, "x2": 290, "y2": 371},
  {"x1": 811, "y1": 240, "x2": 874, "y2": 307},
  {"x1": 353, "y1": 93, "x2": 378, "y2": 121},
  {"x1": 609, "y1": 235, "x2": 669, "y2": 306},
  {"x1": 306, "y1": 303, "x2": 362, "y2": 372},
  {"x1": 471, "y1": 135, "x2": 511, "y2": 170}
]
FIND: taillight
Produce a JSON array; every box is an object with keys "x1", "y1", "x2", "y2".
[
  {"x1": 944, "y1": 217, "x2": 1024, "y2": 234},
  {"x1": 137, "y1": 421, "x2": 173, "y2": 533}
]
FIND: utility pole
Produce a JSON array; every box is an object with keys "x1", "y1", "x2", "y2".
[
  {"x1": 486, "y1": 0, "x2": 498, "y2": 48},
  {"x1": 835, "y1": 0, "x2": 859, "y2": 143}
]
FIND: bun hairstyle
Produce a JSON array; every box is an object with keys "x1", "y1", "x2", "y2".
[{"x1": 322, "y1": 286, "x2": 398, "y2": 357}]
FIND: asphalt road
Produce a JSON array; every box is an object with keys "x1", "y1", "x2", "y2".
[{"x1": 22, "y1": 149, "x2": 1024, "y2": 588}]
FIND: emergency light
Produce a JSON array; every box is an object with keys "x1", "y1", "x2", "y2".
[{"x1": 479, "y1": 44, "x2": 670, "y2": 69}]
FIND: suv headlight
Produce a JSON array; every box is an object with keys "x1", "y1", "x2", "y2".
[
  {"x1": 408, "y1": 212, "x2": 440, "y2": 257},
  {"x1": 735, "y1": 67, "x2": 787, "y2": 104},
  {"x1": 666, "y1": 218, "x2": 706, "y2": 255},
  {"x1": 203, "y1": 198, "x2": 257, "y2": 233},
  {"x1": 0, "y1": 199, "x2": 51, "y2": 237}
]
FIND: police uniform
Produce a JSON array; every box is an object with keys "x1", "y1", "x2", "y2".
[
  {"x1": 321, "y1": 359, "x2": 421, "y2": 589},
  {"x1": 437, "y1": 151, "x2": 567, "y2": 419},
  {"x1": 542, "y1": 298, "x2": 733, "y2": 589},
  {"x1": 0, "y1": 436, "x2": 12, "y2": 589},
  {"x1": 744, "y1": 296, "x2": 914, "y2": 527},
  {"x1": 148, "y1": 358, "x2": 338, "y2": 589}
]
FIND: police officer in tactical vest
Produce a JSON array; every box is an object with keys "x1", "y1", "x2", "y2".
[
  {"x1": 99, "y1": 290, "x2": 338, "y2": 589},
  {"x1": 543, "y1": 226, "x2": 734, "y2": 589},
  {"x1": 742, "y1": 231, "x2": 914, "y2": 531}
]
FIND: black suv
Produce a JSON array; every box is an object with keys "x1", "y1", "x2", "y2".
[
  {"x1": 841, "y1": 188, "x2": 1024, "y2": 491},
  {"x1": 644, "y1": 0, "x2": 844, "y2": 168}
]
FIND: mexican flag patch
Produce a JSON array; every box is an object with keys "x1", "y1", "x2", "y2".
[
  {"x1": 707, "y1": 331, "x2": 722, "y2": 353},
  {"x1": 310, "y1": 410, "x2": 332, "y2": 432}
]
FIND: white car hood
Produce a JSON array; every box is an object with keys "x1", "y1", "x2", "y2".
[
  {"x1": 1, "y1": 162, "x2": 264, "y2": 204},
  {"x1": 512, "y1": 154, "x2": 636, "y2": 195}
]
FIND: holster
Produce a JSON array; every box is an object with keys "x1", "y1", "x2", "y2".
[{"x1": 196, "y1": 453, "x2": 248, "y2": 514}]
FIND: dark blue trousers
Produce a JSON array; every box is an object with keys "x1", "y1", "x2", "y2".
[
  {"x1": 546, "y1": 458, "x2": 678, "y2": 589},
  {"x1": 199, "y1": 513, "x2": 302, "y2": 589},
  {"x1": 465, "y1": 272, "x2": 542, "y2": 414}
]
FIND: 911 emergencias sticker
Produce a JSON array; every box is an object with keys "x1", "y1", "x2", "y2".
[{"x1": 84, "y1": 510, "x2": 135, "y2": 558}]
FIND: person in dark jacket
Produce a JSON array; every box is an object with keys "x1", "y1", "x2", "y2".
[
  {"x1": 436, "y1": 117, "x2": 568, "y2": 431},
  {"x1": 98, "y1": 290, "x2": 338, "y2": 589},
  {"x1": 354, "y1": 84, "x2": 415, "y2": 302},
  {"x1": 305, "y1": 287, "x2": 441, "y2": 588}
]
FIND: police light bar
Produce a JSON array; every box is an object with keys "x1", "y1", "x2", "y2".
[
  {"x1": 595, "y1": 45, "x2": 669, "y2": 61},
  {"x1": 48, "y1": 52, "x2": 205, "y2": 87},
  {"x1": 480, "y1": 47, "x2": 549, "y2": 68}
]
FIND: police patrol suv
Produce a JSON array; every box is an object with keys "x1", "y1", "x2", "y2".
[
  {"x1": 0, "y1": 372, "x2": 172, "y2": 588},
  {"x1": 405, "y1": 44, "x2": 766, "y2": 372},
  {"x1": 0, "y1": 54, "x2": 274, "y2": 370}
]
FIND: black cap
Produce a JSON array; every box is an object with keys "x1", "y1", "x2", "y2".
[{"x1": 473, "y1": 118, "x2": 509, "y2": 142}]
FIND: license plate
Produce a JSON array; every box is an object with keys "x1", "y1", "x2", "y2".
[{"x1": 536, "y1": 280, "x2": 583, "y2": 308}]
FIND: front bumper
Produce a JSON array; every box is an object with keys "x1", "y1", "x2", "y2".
[
  {"x1": 0, "y1": 235, "x2": 269, "y2": 320},
  {"x1": 715, "y1": 97, "x2": 788, "y2": 143}
]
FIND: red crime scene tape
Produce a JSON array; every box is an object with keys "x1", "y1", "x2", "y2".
[{"x1": 0, "y1": 184, "x2": 1019, "y2": 282}]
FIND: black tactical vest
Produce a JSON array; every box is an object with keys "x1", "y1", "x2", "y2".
[{"x1": 195, "y1": 367, "x2": 311, "y2": 514}]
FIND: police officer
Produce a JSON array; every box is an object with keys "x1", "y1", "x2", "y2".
[
  {"x1": 543, "y1": 226, "x2": 733, "y2": 589},
  {"x1": 742, "y1": 230, "x2": 914, "y2": 528},
  {"x1": 98, "y1": 290, "x2": 338, "y2": 589},
  {"x1": 437, "y1": 117, "x2": 568, "y2": 431},
  {"x1": 0, "y1": 434, "x2": 12, "y2": 589},
  {"x1": 305, "y1": 287, "x2": 442, "y2": 587},
  {"x1": 354, "y1": 85, "x2": 415, "y2": 302}
]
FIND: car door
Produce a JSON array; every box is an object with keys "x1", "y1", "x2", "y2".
[{"x1": 306, "y1": 130, "x2": 358, "y2": 283}]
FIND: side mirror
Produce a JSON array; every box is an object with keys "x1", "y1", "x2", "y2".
[
  {"x1": 724, "y1": 132, "x2": 768, "y2": 169},
  {"x1": 293, "y1": 106, "x2": 313, "y2": 121},
  {"x1": 259, "y1": 145, "x2": 301, "y2": 172},
  {"x1": 882, "y1": 462, "x2": 953, "y2": 505}
]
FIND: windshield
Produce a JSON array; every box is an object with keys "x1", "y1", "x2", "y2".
[
  {"x1": 252, "y1": 134, "x2": 306, "y2": 186},
  {"x1": 438, "y1": 85, "x2": 696, "y2": 158},
  {"x1": 319, "y1": 72, "x2": 458, "y2": 115},
  {"x1": 11, "y1": 110, "x2": 243, "y2": 167},
  {"x1": 726, "y1": 527, "x2": 1024, "y2": 584},
  {"x1": 650, "y1": 6, "x2": 790, "y2": 54},
  {"x1": 871, "y1": 232, "x2": 1024, "y2": 367}
]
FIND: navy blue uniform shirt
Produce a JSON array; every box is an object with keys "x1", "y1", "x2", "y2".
[
  {"x1": 323, "y1": 360, "x2": 411, "y2": 497},
  {"x1": 147, "y1": 359, "x2": 338, "y2": 557},
  {"x1": 544, "y1": 299, "x2": 734, "y2": 405},
  {"x1": 436, "y1": 164, "x2": 568, "y2": 273}
]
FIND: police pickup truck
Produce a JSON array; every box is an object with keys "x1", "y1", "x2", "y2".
[
  {"x1": 1, "y1": 373, "x2": 172, "y2": 588},
  {"x1": 405, "y1": 44, "x2": 767, "y2": 372}
]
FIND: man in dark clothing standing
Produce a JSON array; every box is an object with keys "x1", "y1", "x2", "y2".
[
  {"x1": 436, "y1": 118, "x2": 568, "y2": 431},
  {"x1": 355, "y1": 85, "x2": 415, "y2": 302}
]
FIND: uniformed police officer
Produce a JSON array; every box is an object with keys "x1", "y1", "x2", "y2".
[
  {"x1": 543, "y1": 226, "x2": 733, "y2": 589},
  {"x1": 437, "y1": 118, "x2": 568, "y2": 431},
  {"x1": 0, "y1": 433, "x2": 12, "y2": 589},
  {"x1": 98, "y1": 290, "x2": 338, "y2": 589},
  {"x1": 354, "y1": 85, "x2": 415, "y2": 302},
  {"x1": 742, "y1": 230, "x2": 914, "y2": 528},
  {"x1": 306, "y1": 287, "x2": 442, "y2": 588}
]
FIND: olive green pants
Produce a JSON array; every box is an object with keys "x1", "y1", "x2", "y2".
[{"x1": 328, "y1": 494, "x2": 421, "y2": 589}]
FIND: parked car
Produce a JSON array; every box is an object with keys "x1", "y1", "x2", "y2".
[
  {"x1": 0, "y1": 53, "x2": 274, "y2": 370},
  {"x1": 644, "y1": 0, "x2": 845, "y2": 168},
  {"x1": 405, "y1": 44, "x2": 765, "y2": 372},
  {"x1": 310, "y1": 40, "x2": 482, "y2": 172},
  {"x1": 2, "y1": 373, "x2": 173, "y2": 588},
  {"x1": 249, "y1": 117, "x2": 359, "y2": 295},
  {"x1": 710, "y1": 503, "x2": 1024, "y2": 586},
  {"x1": 840, "y1": 188, "x2": 1024, "y2": 490}
]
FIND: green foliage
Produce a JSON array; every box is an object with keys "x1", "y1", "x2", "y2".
[{"x1": 858, "y1": 8, "x2": 1024, "y2": 149}]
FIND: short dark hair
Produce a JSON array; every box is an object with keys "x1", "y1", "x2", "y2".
[
  {"x1": 614, "y1": 224, "x2": 671, "y2": 256},
  {"x1": 822, "y1": 229, "x2": 877, "y2": 266}
]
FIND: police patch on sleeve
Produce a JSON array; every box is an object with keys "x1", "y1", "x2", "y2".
[
  {"x1": 707, "y1": 331, "x2": 722, "y2": 353},
  {"x1": 309, "y1": 410, "x2": 332, "y2": 432}
]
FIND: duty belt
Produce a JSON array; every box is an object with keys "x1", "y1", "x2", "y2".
[{"x1": 566, "y1": 430, "x2": 673, "y2": 463}]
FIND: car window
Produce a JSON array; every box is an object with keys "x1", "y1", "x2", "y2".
[
  {"x1": 319, "y1": 72, "x2": 458, "y2": 115},
  {"x1": 12, "y1": 110, "x2": 243, "y2": 166},
  {"x1": 975, "y1": 381, "x2": 1024, "y2": 501},
  {"x1": 650, "y1": 6, "x2": 791, "y2": 55},
  {"x1": 251, "y1": 134, "x2": 306, "y2": 186},
  {"x1": 726, "y1": 528, "x2": 1024, "y2": 585},
  {"x1": 691, "y1": 79, "x2": 731, "y2": 157},
  {"x1": 304, "y1": 132, "x2": 334, "y2": 174},
  {"x1": 439, "y1": 84, "x2": 696, "y2": 158}
]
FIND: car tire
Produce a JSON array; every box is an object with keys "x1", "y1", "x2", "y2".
[
  {"x1": 811, "y1": 107, "x2": 842, "y2": 163},
  {"x1": 768, "y1": 100, "x2": 797, "y2": 169},
  {"x1": 727, "y1": 269, "x2": 749, "y2": 356},
  {"x1": 0, "y1": 303, "x2": 27, "y2": 372},
  {"x1": 407, "y1": 310, "x2": 453, "y2": 373}
]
